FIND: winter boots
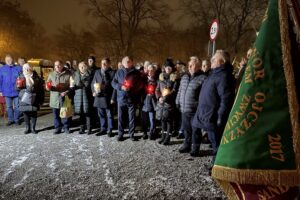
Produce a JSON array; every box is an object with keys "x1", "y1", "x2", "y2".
[
  {"x1": 79, "y1": 126, "x2": 85, "y2": 134},
  {"x1": 24, "y1": 116, "x2": 38, "y2": 134},
  {"x1": 162, "y1": 133, "x2": 171, "y2": 145},
  {"x1": 179, "y1": 143, "x2": 191, "y2": 153},
  {"x1": 31, "y1": 118, "x2": 37, "y2": 134},
  {"x1": 190, "y1": 144, "x2": 200, "y2": 157},
  {"x1": 158, "y1": 131, "x2": 166, "y2": 144},
  {"x1": 159, "y1": 131, "x2": 171, "y2": 145},
  {"x1": 142, "y1": 132, "x2": 148, "y2": 140}
]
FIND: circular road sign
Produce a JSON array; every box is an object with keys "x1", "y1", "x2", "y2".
[{"x1": 210, "y1": 20, "x2": 219, "y2": 41}]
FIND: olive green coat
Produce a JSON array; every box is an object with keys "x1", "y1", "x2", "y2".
[{"x1": 47, "y1": 69, "x2": 71, "y2": 109}]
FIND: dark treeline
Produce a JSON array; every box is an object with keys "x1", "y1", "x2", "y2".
[{"x1": 0, "y1": 0, "x2": 268, "y2": 63}]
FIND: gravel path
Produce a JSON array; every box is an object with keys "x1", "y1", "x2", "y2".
[{"x1": 0, "y1": 114, "x2": 226, "y2": 200}]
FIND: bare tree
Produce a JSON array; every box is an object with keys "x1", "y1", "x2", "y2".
[
  {"x1": 0, "y1": 0, "x2": 48, "y2": 58},
  {"x1": 181, "y1": 0, "x2": 268, "y2": 54},
  {"x1": 80, "y1": 0, "x2": 169, "y2": 59},
  {"x1": 54, "y1": 24, "x2": 95, "y2": 61}
]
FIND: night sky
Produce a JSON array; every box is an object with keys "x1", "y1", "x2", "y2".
[
  {"x1": 21, "y1": 0, "x2": 94, "y2": 35},
  {"x1": 20, "y1": 0, "x2": 187, "y2": 36}
]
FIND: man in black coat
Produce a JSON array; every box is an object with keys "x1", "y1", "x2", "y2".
[
  {"x1": 192, "y1": 50, "x2": 236, "y2": 160},
  {"x1": 92, "y1": 58, "x2": 116, "y2": 136}
]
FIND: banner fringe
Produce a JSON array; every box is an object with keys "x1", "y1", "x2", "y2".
[
  {"x1": 215, "y1": 180, "x2": 240, "y2": 200},
  {"x1": 212, "y1": 165, "x2": 300, "y2": 186},
  {"x1": 279, "y1": 0, "x2": 300, "y2": 170}
]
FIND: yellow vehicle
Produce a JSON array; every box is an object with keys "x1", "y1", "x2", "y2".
[{"x1": 27, "y1": 59, "x2": 53, "y2": 80}]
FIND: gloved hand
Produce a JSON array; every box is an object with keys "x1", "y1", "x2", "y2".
[{"x1": 159, "y1": 97, "x2": 164, "y2": 104}]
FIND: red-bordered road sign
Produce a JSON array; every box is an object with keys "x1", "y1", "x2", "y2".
[{"x1": 210, "y1": 19, "x2": 219, "y2": 41}]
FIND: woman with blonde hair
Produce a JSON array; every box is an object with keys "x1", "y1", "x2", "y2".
[{"x1": 18, "y1": 63, "x2": 44, "y2": 134}]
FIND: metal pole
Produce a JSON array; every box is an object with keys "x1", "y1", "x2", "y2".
[
  {"x1": 212, "y1": 41, "x2": 216, "y2": 56},
  {"x1": 208, "y1": 40, "x2": 211, "y2": 57}
]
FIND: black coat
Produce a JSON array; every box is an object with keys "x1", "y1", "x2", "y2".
[
  {"x1": 71, "y1": 70, "x2": 94, "y2": 114},
  {"x1": 155, "y1": 73, "x2": 179, "y2": 121},
  {"x1": 92, "y1": 68, "x2": 116, "y2": 108},
  {"x1": 142, "y1": 77, "x2": 157, "y2": 112},
  {"x1": 18, "y1": 72, "x2": 45, "y2": 112},
  {"x1": 176, "y1": 72, "x2": 206, "y2": 114},
  {"x1": 192, "y1": 65, "x2": 236, "y2": 131}
]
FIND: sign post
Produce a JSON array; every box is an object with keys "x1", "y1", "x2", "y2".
[{"x1": 209, "y1": 19, "x2": 219, "y2": 57}]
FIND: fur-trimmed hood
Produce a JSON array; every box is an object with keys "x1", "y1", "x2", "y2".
[{"x1": 159, "y1": 72, "x2": 178, "y2": 82}]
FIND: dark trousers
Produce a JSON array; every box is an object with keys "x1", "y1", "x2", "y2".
[
  {"x1": 161, "y1": 120, "x2": 172, "y2": 134},
  {"x1": 207, "y1": 130, "x2": 222, "y2": 164},
  {"x1": 182, "y1": 112, "x2": 198, "y2": 146},
  {"x1": 53, "y1": 108, "x2": 70, "y2": 130},
  {"x1": 142, "y1": 111, "x2": 155, "y2": 134},
  {"x1": 97, "y1": 108, "x2": 113, "y2": 131},
  {"x1": 118, "y1": 104, "x2": 135, "y2": 137},
  {"x1": 173, "y1": 107, "x2": 181, "y2": 133},
  {"x1": 192, "y1": 127, "x2": 203, "y2": 148},
  {"x1": 23, "y1": 111, "x2": 37, "y2": 129},
  {"x1": 80, "y1": 113, "x2": 91, "y2": 130}
]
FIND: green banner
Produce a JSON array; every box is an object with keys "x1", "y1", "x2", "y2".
[{"x1": 212, "y1": 0, "x2": 299, "y2": 187}]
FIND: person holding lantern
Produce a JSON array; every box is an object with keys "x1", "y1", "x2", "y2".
[
  {"x1": 70, "y1": 61, "x2": 94, "y2": 135},
  {"x1": 92, "y1": 57, "x2": 116, "y2": 137},
  {"x1": 46, "y1": 60, "x2": 72, "y2": 134},
  {"x1": 112, "y1": 56, "x2": 145, "y2": 141},
  {"x1": 155, "y1": 58, "x2": 179, "y2": 145},
  {"x1": 18, "y1": 63, "x2": 44, "y2": 134},
  {"x1": 141, "y1": 64, "x2": 157, "y2": 140},
  {"x1": 0, "y1": 54, "x2": 23, "y2": 126}
]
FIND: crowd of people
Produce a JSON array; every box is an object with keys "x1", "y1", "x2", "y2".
[{"x1": 0, "y1": 50, "x2": 249, "y2": 170}]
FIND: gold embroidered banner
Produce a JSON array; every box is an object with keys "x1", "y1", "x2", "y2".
[{"x1": 212, "y1": 0, "x2": 300, "y2": 199}]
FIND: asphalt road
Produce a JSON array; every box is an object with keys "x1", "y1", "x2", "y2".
[{"x1": 0, "y1": 113, "x2": 226, "y2": 200}]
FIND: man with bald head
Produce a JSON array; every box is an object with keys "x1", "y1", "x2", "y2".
[{"x1": 112, "y1": 56, "x2": 143, "y2": 141}]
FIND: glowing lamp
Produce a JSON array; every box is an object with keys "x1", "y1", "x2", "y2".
[
  {"x1": 46, "y1": 81, "x2": 52, "y2": 90},
  {"x1": 16, "y1": 77, "x2": 26, "y2": 88},
  {"x1": 162, "y1": 88, "x2": 170, "y2": 97},
  {"x1": 122, "y1": 80, "x2": 131, "y2": 90},
  {"x1": 94, "y1": 83, "x2": 101, "y2": 93},
  {"x1": 146, "y1": 84, "x2": 155, "y2": 95},
  {"x1": 69, "y1": 77, "x2": 75, "y2": 87}
]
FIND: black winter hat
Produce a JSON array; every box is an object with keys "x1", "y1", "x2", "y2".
[
  {"x1": 88, "y1": 56, "x2": 96, "y2": 62},
  {"x1": 164, "y1": 58, "x2": 175, "y2": 68}
]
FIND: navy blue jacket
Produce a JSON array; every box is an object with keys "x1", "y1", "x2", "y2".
[
  {"x1": 192, "y1": 65, "x2": 235, "y2": 131},
  {"x1": 0, "y1": 65, "x2": 22, "y2": 97},
  {"x1": 111, "y1": 67, "x2": 144, "y2": 105}
]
